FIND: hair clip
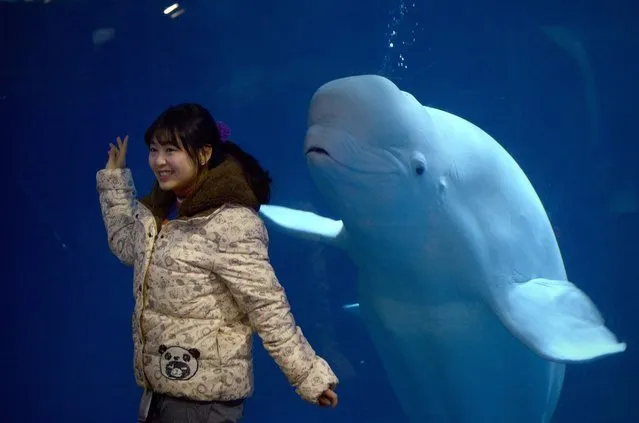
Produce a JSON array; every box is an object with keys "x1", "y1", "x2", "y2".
[{"x1": 216, "y1": 121, "x2": 231, "y2": 142}]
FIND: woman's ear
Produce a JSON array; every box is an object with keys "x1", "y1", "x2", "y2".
[{"x1": 200, "y1": 145, "x2": 213, "y2": 165}]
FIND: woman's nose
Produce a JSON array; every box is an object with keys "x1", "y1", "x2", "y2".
[{"x1": 154, "y1": 154, "x2": 167, "y2": 165}]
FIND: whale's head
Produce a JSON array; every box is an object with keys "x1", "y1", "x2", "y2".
[{"x1": 304, "y1": 75, "x2": 440, "y2": 230}]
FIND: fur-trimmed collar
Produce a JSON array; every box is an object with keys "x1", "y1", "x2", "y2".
[{"x1": 138, "y1": 156, "x2": 260, "y2": 224}]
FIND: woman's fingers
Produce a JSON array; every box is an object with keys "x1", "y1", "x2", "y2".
[{"x1": 120, "y1": 135, "x2": 128, "y2": 156}]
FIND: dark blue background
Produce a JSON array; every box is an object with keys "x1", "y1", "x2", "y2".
[{"x1": 3, "y1": 0, "x2": 636, "y2": 422}]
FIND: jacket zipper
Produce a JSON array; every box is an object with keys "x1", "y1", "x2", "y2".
[{"x1": 139, "y1": 222, "x2": 161, "y2": 390}]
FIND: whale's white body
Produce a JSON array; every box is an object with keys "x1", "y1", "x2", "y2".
[{"x1": 260, "y1": 75, "x2": 626, "y2": 423}]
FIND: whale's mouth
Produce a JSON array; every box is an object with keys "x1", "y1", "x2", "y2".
[{"x1": 306, "y1": 146, "x2": 330, "y2": 156}]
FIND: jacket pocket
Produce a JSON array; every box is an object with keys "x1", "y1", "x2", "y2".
[
  {"x1": 215, "y1": 334, "x2": 223, "y2": 367},
  {"x1": 216, "y1": 326, "x2": 251, "y2": 367}
]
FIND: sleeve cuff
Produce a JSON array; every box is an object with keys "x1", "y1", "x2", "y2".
[
  {"x1": 294, "y1": 356, "x2": 339, "y2": 404},
  {"x1": 96, "y1": 168, "x2": 134, "y2": 191}
]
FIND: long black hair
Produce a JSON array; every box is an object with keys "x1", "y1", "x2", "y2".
[{"x1": 144, "y1": 103, "x2": 272, "y2": 204}]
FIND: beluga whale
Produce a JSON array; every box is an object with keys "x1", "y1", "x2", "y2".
[{"x1": 259, "y1": 74, "x2": 626, "y2": 423}]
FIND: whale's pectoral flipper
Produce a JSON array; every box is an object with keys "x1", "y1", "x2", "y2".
[
  {"x1": 496, "y1": 277, "x2": 627, "y2": 363},
  {"x1": 259, "y1": 204, "x2": 348, "y2": 249}
]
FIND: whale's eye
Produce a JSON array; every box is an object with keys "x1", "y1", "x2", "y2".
[{"x1": 410, "y1": 152, "x2": 427, "y2": 177}]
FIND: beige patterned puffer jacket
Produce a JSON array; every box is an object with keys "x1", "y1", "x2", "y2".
[{"x1": 96, "y1": 156, "x2": 338, "y2": 403}]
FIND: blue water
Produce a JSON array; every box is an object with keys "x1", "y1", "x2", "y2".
[{"x1": 4, "y1": 0, "x2": 637, "y2": 422}]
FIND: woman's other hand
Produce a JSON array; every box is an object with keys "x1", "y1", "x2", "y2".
[{"x1": 318, "y1": 387, "x2": 338, "y2": 408}]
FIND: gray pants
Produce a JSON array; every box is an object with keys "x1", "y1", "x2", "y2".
[{"x1": 139, "y1": 391, "x2": 245, "y2": 423}]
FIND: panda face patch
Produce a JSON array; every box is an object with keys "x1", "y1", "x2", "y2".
[{"x1": 158, "y1": 345, "x2": 200, "y2": 381}]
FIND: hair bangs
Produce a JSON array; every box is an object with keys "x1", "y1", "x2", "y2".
[{"x1": 146, "y1": 125, "x2": 183, "y2": 149}]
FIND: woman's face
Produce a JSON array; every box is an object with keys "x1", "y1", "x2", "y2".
[{"x1": 148, "y1": 138, "x2": 210, "y2": 196}]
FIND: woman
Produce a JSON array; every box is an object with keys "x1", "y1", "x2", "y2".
[{"x1": 97, "y1": 103, "x2": 339, "y2": 423}]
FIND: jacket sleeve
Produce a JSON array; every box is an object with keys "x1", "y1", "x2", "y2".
[
  {"x1": 214, "y1": 208, "x2": 339, "y2": 404},
  {"x1": 96, "y1": 168, "x2": 137, "y2": 267}
]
